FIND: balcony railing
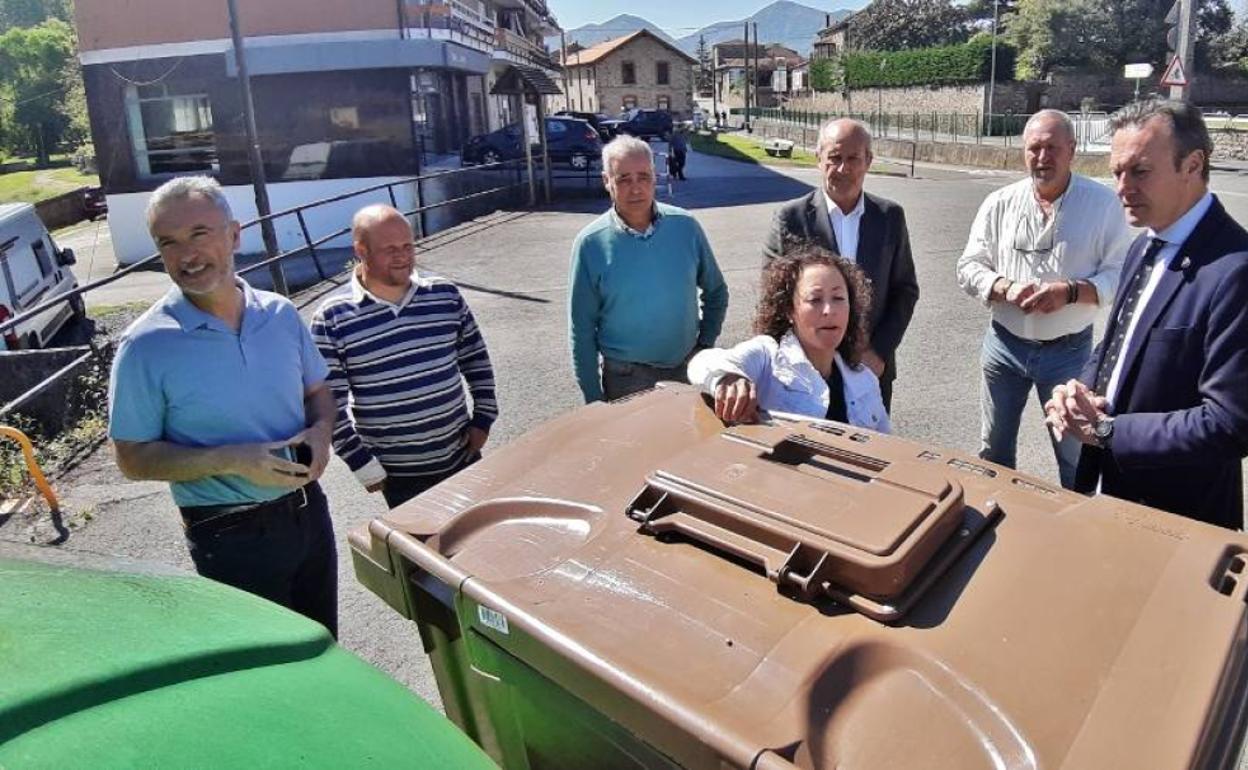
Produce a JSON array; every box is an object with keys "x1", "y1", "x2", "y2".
[{"x1": 494, "y1": 27, "x2": 557, "y2": 71}]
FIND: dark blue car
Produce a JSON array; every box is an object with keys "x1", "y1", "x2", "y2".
[{"x1": 462, "y1": 116, "x2": 602, "y2": 169}]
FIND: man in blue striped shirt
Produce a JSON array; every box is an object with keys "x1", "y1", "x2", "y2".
[{"x1": 310, "y1": 205, "x2": 498, "y2": 508}]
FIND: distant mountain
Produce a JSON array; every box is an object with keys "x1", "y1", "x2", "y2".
[
  {"x1": 676, "y1": 1, "x2": 855, "y2": 58},
  {"x1": 548, "y1": 3, "x2": 857, "y2": 60},
  {"x1": 546, "y1": 14, "x2": 680, "y2": 52}
]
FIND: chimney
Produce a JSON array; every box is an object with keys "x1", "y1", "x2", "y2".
[{"x1": 825, "y1": 13, "x2": 830, "y2": 27}]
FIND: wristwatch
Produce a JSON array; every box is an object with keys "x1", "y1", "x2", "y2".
[{"x1": 1093, "y1": 416, "x2": 1115, "y2": 448}]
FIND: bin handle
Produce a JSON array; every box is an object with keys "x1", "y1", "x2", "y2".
[{"x1": 629, "y1": 481, "x2": 841, "y2": 600}]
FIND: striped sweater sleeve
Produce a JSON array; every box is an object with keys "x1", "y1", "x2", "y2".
[
  {"x1": 309, "y1": 307, "x2": 384, "y2": 483},
  {"x1": 455, "y1": 291, "x2": 498, "y2": 430}
]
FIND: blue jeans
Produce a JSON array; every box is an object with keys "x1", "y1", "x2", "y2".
[{"x1": 979, "y1": 322, "x2": 1091, "y2": 490}]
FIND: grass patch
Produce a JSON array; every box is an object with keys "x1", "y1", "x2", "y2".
[
  {"x1": 690, "y1": 131, "x2": 819, "y2": 167},
  {"x1": 0, "y1": 166, "x2": 100, "y2": 206},
  {"x1": 89, "y1": 300, "x2": 150, "y2": 321}
]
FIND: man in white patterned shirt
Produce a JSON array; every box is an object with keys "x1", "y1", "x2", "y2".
[
  {"x1": 956, "y1": 110, "x2": 1133, "y2": 488},
  {"x1": 311, "y1": 205, "x2": 497, "y2": 509}
]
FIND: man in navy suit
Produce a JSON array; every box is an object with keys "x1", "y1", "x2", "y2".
[
  {"x1": 1046, "y1": 99, "x2": 1248, "y2": 529},
  {"x1": 763, "y1": 119, "x2": 919, "y2": 411}
]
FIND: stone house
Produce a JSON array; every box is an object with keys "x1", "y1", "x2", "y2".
[
  {"x1": 712, "y1": 41, "x2": 802, "y2": 109},
  {"x1": 562, "y1": 30, "x2": 696, "y2": 117}
]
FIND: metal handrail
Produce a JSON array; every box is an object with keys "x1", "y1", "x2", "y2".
[{"x1": 0, "y1": 157, "x2": 527, "y2": 337}]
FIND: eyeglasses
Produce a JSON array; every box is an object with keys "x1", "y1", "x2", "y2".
[{"x1": 1012, "y1": 209, "x2": 1057, "y2": 255}]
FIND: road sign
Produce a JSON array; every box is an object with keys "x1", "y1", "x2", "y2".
[
  {"x1": 1124, "y1": 63, "x2": 1154, "y2": 79},
  {"x1": 1160, "y1": 55, "x2": 1188, "y2": 87}
]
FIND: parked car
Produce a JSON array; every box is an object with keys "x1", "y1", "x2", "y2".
[
  {"x1": 81, "y1": 186, "x2": 107, "y2": 221},
  {"x1": 601, "y1": 109, "x2": 674, "y2": 141},
  {"x1": 555, "y1": 109, "x2": 613, "y2": 142},
  {"x1": 0, "y1": 202, "x2": 82, "y2": 351},
  {"x1": 462, "y1": 116, "x2": 603, "y2": 170}
]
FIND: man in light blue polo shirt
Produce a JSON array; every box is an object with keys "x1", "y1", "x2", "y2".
[{"x1": 108, "y1": 176, "x2": 340, "y2": 637}]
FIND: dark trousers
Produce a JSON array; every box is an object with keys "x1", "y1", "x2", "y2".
[
  {"x1": 602, "y1": 357, "x2": 687, "y2": 401},
  {"x1": 668, "y1": 150, "x2": 687, "y2": 180},
  {"x1": 181, "y1": 482, "x2": 338, "y2": 639},
  {"x1": 381, "y1": 453, "x2": 481, "y2": 509}
]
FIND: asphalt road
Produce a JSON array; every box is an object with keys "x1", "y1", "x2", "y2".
[{"x1": 17, "y1": 149, "x2": 1248, "y2": 758}]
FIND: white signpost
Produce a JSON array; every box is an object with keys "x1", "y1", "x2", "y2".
[{"x1": 1124, "y1": 62, "x2": 1155, "y2": 100}]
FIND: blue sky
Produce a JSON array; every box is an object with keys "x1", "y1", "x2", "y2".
[{"x1": 549, "y1": 0, "x2": 872, "y2": 35}]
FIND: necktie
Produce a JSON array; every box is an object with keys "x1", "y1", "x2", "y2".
[{"x1": 1094, "y1": 237, "x2": 1166, "y2": 395}]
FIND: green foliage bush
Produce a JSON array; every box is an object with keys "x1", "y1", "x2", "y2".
[{"x1": 815, "y1": 36, "x2": 1016, "y2": 90}]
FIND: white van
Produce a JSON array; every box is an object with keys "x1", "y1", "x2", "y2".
[{"x1": 0, "y1": 203, "x2": 83, "y2": 350}]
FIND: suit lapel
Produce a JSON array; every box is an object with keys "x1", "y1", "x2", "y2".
[
  {"x1": 856, "y1": 194, "x2": 883, "y2": 276},
  {"x1": 1115, "y1": 199, "x2": 1225, "y2": 398},
  {"x1": 808, "y1": 191, "x2": 839, "y2": 254}
]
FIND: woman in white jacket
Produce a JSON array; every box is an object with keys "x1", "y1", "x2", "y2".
[{"x1": 688, "y1": 241, "x2": 891, "y2": 433}]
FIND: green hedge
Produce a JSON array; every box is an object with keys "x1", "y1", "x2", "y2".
[{"x1": 818, "y1": 37, "x2": 1015, "y2": 90}]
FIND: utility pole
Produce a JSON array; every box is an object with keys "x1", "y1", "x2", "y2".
[
  {"x1": 560, "y1": 31, "x2": 570, "y2": 111},
  {"x1": 1166, "y1": 0, "x2": 1196, "y2": 100},
  {"x1": 743, "y1": 22, "x2": 751, "y2": 131},
  {"x1": 226, "y1": 0, "x2": 287, "y2": 295},
  {"x1": 987, "y1": 0, "x2": 999, "y2": 137},
  {"x1": 753, "y1": 22, "x2": 760, "y2": 128}
]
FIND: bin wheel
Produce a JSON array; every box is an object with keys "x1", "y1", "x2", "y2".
[{"x1": 482, "y1": 149, "x2": 501, "y2": 165}]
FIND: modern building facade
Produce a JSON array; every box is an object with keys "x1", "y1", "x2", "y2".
[
  {"x1": 73, "y1": 0, "x2": 561, "y2": 265},
  {"x1": 562, "y1": 31, "x2": 696, "y2": 118}
]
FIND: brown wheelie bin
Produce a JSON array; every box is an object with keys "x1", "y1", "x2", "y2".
[{"x1": 352, "y1": 384, "x2": 1248, "y2": 770}]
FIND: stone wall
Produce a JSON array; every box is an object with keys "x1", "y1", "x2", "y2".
[
  {"x1": 1212, "y1": 129, "x2": 1248, "y2": 161},
  {"x1": 1040, "y1": 70, "x2": 1248, "y2": 111},
  {"x1": 747, "y1": 117, "x2": 1109, "y2": 175}
]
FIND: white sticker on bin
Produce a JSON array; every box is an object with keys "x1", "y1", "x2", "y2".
[{"x1": 477, "y1": 604, "x2": 510, "y2": 635}]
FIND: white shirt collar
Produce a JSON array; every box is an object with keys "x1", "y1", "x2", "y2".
[
  {"x1": 1150, "y1": 191, "x2": 1214, "y2": 249},
  {"x1": 609, "y1": 204, "x2": 661, "y2": 238},
  {"x1": 350, "y1": 267, "x2": 430, "y2": 308},
  {"x1": 823, "y1": 189, "x2": 865, "y2": 221}
]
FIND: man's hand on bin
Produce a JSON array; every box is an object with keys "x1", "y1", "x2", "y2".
[{"x1": 712, "y1": 374, "x2": 759, "y2": 424}]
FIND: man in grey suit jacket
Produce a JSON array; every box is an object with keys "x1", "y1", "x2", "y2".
[{"x1": 763, "y1": 118, "x2": 919, "y2": 409}]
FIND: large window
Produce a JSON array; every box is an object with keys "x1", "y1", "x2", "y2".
[
  {"x1": 621, "y1": 61, "x2": 636, "y2": 85},
  {"x1": 124, "y1": 83, "x2": 218, "y2": 178},
  {"x1": 656, "y1": 61, "x2": 670, "y2": 85}
]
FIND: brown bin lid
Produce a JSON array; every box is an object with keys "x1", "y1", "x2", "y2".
[
  {"x1": 627, "y1": 422, "x2": 966, "y2": 602},
  {"x1": 358, "y1": 386, "x2": 1248, "y2": 770}
]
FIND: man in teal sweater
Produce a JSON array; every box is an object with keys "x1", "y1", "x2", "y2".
[{"x1": 569, "y1": 135, "x2": 729, "y2": 402}]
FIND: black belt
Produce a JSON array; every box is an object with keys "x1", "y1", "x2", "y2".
[
  {"x1": 180, "y1": 486, "x2": 310, "y2": 531},
  {"x1": 992, "y1": 321, "x2": 1090, "y2": 347}
]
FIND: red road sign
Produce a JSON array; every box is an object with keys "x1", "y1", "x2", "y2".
[{"x1": 1160, "y1": 55, "x2": 1188, "y2": 87}]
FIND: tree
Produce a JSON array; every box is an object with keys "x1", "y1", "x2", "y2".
[
  {"x1": 0, "y1": 0, "x2": 70, "y2": 28},
  {"x1": 694, "y1": 34, "x2": 713, "y2": 96},
  {"x1": 0, "y1": 18, "x2": 76, "y2": 166},
  {"x1": 1005, "y1": 0, "x2": 1234, "y2": 79},
  {"x1": 847, "y1": 0, "x2": 970, "y2": 52}
]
